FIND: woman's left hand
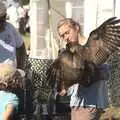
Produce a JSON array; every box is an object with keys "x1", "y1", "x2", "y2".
[{"x1": 59, "y1": 89, "x2": 67, "y2": 96}]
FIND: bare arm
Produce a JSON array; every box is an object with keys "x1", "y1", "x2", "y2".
[
  {"x1": 3, "y1": 104, "x2": 14, "y2": 120},
  {"x1": 16, "y1": 42, "x2": 26, "y2": 69},
  {"x1": 59, "y1": 80, "x2": 67, "y2": 96}
]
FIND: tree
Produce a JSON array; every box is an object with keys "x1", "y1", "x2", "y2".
[{"x1": 21, "y1": 0, "x2": 29, "y2": 5}]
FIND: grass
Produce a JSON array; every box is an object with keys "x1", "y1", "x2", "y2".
[
  {"x1": 22, "y1": 33, "x2": 30, "y2": 50},
  {"x1": 100, "y1": 106, "x2": 120, "y2": 120}
]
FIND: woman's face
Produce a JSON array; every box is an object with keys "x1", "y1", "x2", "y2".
[{"x1": 58, "y1": 23, "x2": 79, "y2": 44}]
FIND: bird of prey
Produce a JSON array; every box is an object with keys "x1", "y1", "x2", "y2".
[{"x1": 47, "y1": 17, "x2": 120, "y2": 92}]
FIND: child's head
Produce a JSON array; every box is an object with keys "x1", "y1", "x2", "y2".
[{"x1": 0, "y1": 63, "x2": 25, "y2": 91}]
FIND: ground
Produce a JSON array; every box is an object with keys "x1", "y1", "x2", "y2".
[
  {"x1": 100, "y1": 106, "x2": 120, "y2": 120},
  {"x1": 23, "y1": 33, "x2": 30, "y2": 50}
]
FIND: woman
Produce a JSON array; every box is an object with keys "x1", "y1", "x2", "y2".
[{"x1": 57, "y1": 18, "x2": 109, "y2": 120}]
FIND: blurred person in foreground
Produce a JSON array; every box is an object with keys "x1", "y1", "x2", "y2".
[
  {"x1": 0, "y1": 63, "x2": 25, "y2": 120},
  {"x1": 0, "y1": 1, "x2": 26, "y2": 69}
]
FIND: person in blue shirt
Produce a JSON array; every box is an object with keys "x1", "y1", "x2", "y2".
[
  {"x1": 57, "y1": 18, "x2": 109, "y2": 120},
  {"x1": 0, "y1": 63, "x2": 24, "y2": 120},
  {"x1": 0, "y1": 1, "x2": 26, "y2": 69}
]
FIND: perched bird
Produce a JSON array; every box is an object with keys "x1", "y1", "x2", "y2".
[{"x1": 47, "y1": 17, "x2": 120, "y2": 92}]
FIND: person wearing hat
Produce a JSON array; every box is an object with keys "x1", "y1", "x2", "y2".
[
  {"x1": 0, "y1": 1, "x2": 26, "y2": 69},
  {"x1": 0, "y1": 63, "x2": 25, "y2": 120}
]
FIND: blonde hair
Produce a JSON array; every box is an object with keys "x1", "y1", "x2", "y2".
[
  {"x1": 57, "y1": 18, "x2": 87, "y2": 45},
  {"x1": 57, "y1": 18, "x2": 81, "y2": 31},
  {"x1": 0, "y1": 64, "x2": 15, "y2": 84},
  {"x1": 0, "y1": 63, "x2": 24, "y2": 91}
]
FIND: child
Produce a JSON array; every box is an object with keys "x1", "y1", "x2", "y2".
[{"x1": 0, "y1": 63, "x2": 25, "y2": 120}]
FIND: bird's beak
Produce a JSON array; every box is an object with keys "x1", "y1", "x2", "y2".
[{"x1": 85, "y1": 37, "x2": 91, "y2": 47}]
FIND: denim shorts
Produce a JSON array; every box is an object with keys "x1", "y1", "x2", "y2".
[{"x1": 67, "y1": 64, "x2": 110, "y2": 109}]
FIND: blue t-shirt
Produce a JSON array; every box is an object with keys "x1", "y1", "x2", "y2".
[
  {"x1": 0, "y1": 22, "x2": 23, "y2": 66},
  {"x1": 0, "y1": 91, "x2": 19, "y2": 120}
]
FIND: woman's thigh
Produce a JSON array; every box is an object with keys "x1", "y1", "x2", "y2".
[{"x1": 71, "y1": 107, "x2": 101, "y2": 120}]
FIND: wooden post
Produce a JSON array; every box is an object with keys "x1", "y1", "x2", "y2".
[
  {"x1": 30, "y1": 0, "x2": 49, "y2": 58},
  {"x1": 109, "y1": 104, "x2": 113, "y2": 120}
]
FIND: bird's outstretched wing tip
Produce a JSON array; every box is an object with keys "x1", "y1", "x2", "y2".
[
  {"x1": 87, "y1": 16, "x2": 120, "y2": 65},
  {"x1": 99, "y1": 17, "x2": 119, "y2": 28}
]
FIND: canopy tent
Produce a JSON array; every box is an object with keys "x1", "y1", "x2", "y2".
[
  {"x1": 29, "y1": 0, "x2": 85, "y2": 59},
  {"x1": 29, "y1": 0, "x2": 116, "y2": 59}
]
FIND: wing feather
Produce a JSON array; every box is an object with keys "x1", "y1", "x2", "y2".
[
  {"x1": 47, "y1": 59, "x2": 61, "y2": 88},
  {"x1": 87, "y1": 17, "x2": 120, "y2": 65},
  {"x1": 47, "y1": 17, "x2": 120, "y2": 90},
  {"x1": 47, "y1": 48, "x2": 85, "y2": 90}
]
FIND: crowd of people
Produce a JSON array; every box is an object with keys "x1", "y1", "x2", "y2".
[{"x1": 0, "y1": 1, "x2": 117, "y2": 120}]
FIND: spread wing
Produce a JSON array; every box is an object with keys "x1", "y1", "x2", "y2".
[
  {"x1": 47, "y1": 48, "x2": 85, "y2": 91},
  {"x1": 47, "y1": 58, "x2": 61, "y2": 89},
  {"x1": 47, "y1": 17, "x2": 120, "y2": 90},
  {"x1": 47, "y1": 45, "x2": 100, "y2": 91},
  {"x1": 86, "y1": 17, "x2": 120, "y2": 65}
]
